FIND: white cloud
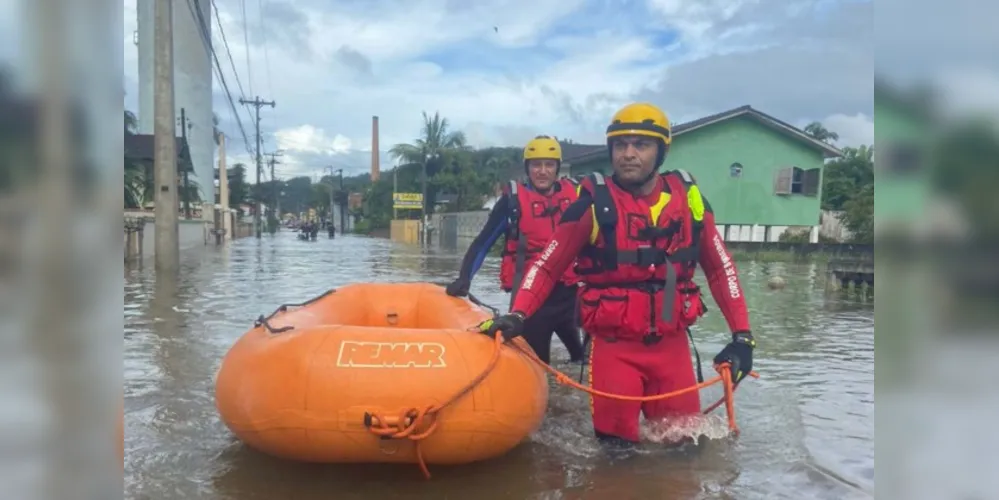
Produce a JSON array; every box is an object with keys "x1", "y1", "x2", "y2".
[
  {"x1": 821, "y1": 113, "x2": 875, "y2": 148},
  {"x1": 119, "y1": 0, "x2": 876, "y2": 180},
  {"x1": 274, "y1": 125, "x2": 352, "y2": 155},
  {"x1": 934, "y1": 68, "x2": 999, "y2": 122}
]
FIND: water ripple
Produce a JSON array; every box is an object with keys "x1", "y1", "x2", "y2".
[{"x1": 124, "y1": 233, "x2": 873, "y2": 499}]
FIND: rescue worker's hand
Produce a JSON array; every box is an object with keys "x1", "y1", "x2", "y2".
[
  {"x1": 446, "y1": 278, "x2": 471, "y2": 297},
  {"x1": 478, "y1": 312, "x2": 526, "y2": 342},
  {"x1": 714, "y1": 331, "x2": 755, "y2": 384}
]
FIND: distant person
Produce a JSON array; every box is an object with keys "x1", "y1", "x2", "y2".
[
  {"x1": 328, "y1": 222, "x2": 336, "y2": 239},
  {"x1": 445, "y1": 135, "x2": 585, "y2": 365},
  {"x1": 481, "y1": 103, "x2": 755, "y2": 446}
]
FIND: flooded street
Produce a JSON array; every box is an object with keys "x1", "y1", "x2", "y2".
[{"x1": 124, "y1": 232, "x2": 874, "y2": 500}]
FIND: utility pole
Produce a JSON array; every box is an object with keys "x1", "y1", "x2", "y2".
[
  {"x1": 178, "y1": 107, "x2": 192, "y2": 219},
  {"x1": 154, "y1": 0, "x2": 179, "y2": 273},
  {"x1": 218, "y1": 133, "x2": 231, "y2": 241},
  {"x1": 239, "y1": 96, "x2": 275, "y2": 238},
  {"x1": 338, "y1": 169, "x2": 345, "y2": 232},
  {"x1": 265, "y1": 150, "x2": 283, "y2": 231},
  {"x1": 325, "y1": 166, "x2": 335, "y2": 224},
  {"x1": 326, "y1": 166, "x2": 344, "y2": 231}
]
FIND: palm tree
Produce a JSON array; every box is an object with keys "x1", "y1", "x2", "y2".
[
  {"x1": 212, "y1": 112, "x2": 222, "y2": 145},
  {"x1": 124, "y1": 110, "x2": 146, "y2": 208},
  {"x1": 388, "y1": 111, "x2": 468, "y2": 165},
  {"x1": 388, "y1": 111, "x2": 468, "y2": 215},
  {"x1": 804, "y1": 122, "x2": 840, "y2": 144}
]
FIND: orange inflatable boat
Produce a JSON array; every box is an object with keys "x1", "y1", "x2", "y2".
[{"x1": 214, "y1": 282, "x2": 548, "y2": 477}]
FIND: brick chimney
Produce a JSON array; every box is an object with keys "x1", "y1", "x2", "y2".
[{"x1": 371, "y1": 116, "x2": 380, "y2": 182}]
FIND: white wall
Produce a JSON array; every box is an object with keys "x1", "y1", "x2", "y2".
[{"x1": 137, "y1": 0, "x2": 215, "y2": 203}]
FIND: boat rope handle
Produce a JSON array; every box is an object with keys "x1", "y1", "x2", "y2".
[
  {"x1": 362, "y1": 329, "x2": 508, "y2": 480},
  {"x1": 253, "y1": 288, "x2": 338, "y2": 334},
  {"x1": 467, "y1": 293, "x2": 499, "y2": 315},
  {"x1": 509, "y1": 341, "x2": 760, "y2": 431},
  {"x1": 361, "y1": 326, "x2": 758, "y2": 481}
]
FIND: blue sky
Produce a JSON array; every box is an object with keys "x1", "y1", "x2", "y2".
[{"x1": 115, "y1": 0, "x2": 876, "y2": 180}]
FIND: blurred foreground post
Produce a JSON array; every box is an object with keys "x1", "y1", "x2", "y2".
[{"x1": 154, "y1": 0, "x2": 179, "y2": 274}]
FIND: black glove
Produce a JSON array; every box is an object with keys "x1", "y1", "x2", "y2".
[
  {"x1": 713, "y1": 331, "x2": 755, "y2": 384},
  {"x1": 479, "y1": 312, "x2": 526, "y2": 342},
  {"x1": 446, "y1": 278, "x2": 471, "y2": 297}
]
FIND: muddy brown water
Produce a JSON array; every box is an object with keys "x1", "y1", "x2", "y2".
[{"x1": 124, "y1": 233, "x2": 874, "y2": 499}]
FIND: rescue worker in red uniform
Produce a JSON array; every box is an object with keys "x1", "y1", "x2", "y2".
[
  {"x1": 483, "y1": 103, "x2": 755, "y2": 444},
  {"x1": 446, "y1": 135, "x2": 586, "y2": 365}
]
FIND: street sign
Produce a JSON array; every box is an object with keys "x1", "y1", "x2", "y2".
[{"x1": 393, "y1": 192, "x2": 423, "y2": 209}]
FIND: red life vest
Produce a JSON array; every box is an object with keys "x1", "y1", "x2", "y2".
[
  {"x1": 500, "y1": 178, "x2": 580, "y2": 294},
  {"x1": 574, "y1": 170, "x2": 708, "y2": 344}
]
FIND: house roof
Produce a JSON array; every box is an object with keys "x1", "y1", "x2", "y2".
[
  {"x1": 564, "y1": 105, "x2": 844, "y2": 164},
  {"x1": 560, "y1": 142, "x2": 605, "y2": 160},
  {"x1": 874, "y1": 79, "x2": 935, "y2": 122},
  {"x1": 125, "y1": 133, "x2": 192, "y2": 163}
]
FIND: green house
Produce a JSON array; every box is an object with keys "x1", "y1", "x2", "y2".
[
  {"x1": 562, "y1": 105, "x2": 843, "y2": 242},
  {"x1": 873, "y1": 81, "x2": 932, "y2": 229}
]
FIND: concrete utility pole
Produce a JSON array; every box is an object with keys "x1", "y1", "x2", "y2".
[
  {"x1": 325, "y1": 166, "x2": 346, "y2": 231},
  {"x1": 337, "y1": 169, "x2": 345, "y2": 232},
  {"x1": 218, "y1": 133, "x2": 231, "y2": 241},
  {"x1": 178, "y1": 107, "x2": 192, "y2": 219},
  {"x1": 265, "y1": 150, "x2": 283, "y2": 230},
  {"x1": 239, "y1": 96, "x2": 275, "y2": 238},
  {"x1": 154, "y1": 0, "x2": 179, "y2": 273},
  {"x1": 325, "y1": 166, "x2": 335, "y2": 223}
]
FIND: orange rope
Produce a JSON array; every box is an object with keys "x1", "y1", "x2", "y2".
[
  {"x1": 362, "y1": 331, "x2": 506, "y2": 479},
  {"x1": 509, "y1": 342, "x2": 759, "y2": 435},
  {"x1": 363, "y1": 330, "x2": 759, "y2": 480}
]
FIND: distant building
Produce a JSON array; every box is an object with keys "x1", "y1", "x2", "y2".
[
  {"x1": 348, "y1": 192, "x2": 363, "y2": 211},
  {"x1": 124, "y1": 133, "x2": 193, "y2": 210},
  {"x1": 562, "y1": 105, "x2": 843, "y2": 243}
]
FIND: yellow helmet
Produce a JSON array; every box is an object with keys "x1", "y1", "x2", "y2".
[
  {"x1": 606, "y1": 102, "x2": 672, "y2": 145},
  {"x1": 523, "y1": 135, "x2": 562, "y2": 163}
]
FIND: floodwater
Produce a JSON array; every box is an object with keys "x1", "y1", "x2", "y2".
[{"x1": 124, "y1": 232, "x2": 874, "y2": 500}]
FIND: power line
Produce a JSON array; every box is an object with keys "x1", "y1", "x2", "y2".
[
  {"x1": 256, "y1": 0, "x2": 274, "y2": 97},
  {"x1": 240, "y1": 0, "x2": 253, "y2": 97},
  {"x1": 184, "y1": 0, "x2": 254, "y2": 156},
  {"x1": 240, "y1": 96, "x2": 276, "y2": 238},
  {"x1": 209, "y1": 0, "x2": 248, "y2": 100},
  {"x1": 265, "y1": 150, "x2": 284, "y2": 218}
]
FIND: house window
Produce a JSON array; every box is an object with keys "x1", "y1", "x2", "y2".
[
  {"x1": 882, "y1": 143, "x2": 922, "y2": 176},
  {"x1": 730, "y1": 162, "x2": 743, "y2": 177},
  {"x1": 774, "y1": 165, "x2": 821, "y2": 196},
  {"x1": 790, "y1": 167, "x2": 803, "y2": 193}
]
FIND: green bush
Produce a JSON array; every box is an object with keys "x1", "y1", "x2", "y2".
[
  {"x1": 353, "y1": 219, "x2": 372, "y2": 234},
  {"x1": 778, "y1": 229, "x2": 811, "y2": 244}
]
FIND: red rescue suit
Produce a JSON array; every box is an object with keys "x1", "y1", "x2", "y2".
[
  {"x1": 499, "y1": 178, "x2": 580, "y2": 292},
  {"x1": 576, "y1": 171, "x2": 712, "y2": 441},
  {"x1": 509, "y1": 170, "x2": 750, "y2": 442}
]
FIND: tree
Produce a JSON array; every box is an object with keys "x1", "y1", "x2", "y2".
[
  {"x1": 821, "y1": 145, "x2": 874, "y2": 211},
  {"x1": 227, "y1": 163, "x2": 249, "y2": 211},
  {"x1": 930, "y1": 118, "x2": 999, "y2": 242},
  {"x1": 388, "y1": 111, "x2": 469, "y2": 215},
  {"x1": 804, "y1": 121, "x2": 840, "y2": 144},
  {"x1": 841, "y1": 184, "x2": 874, "y2": 243},
  {"x1": 124, "y1": 109, "x2": 146, "y2": 208}
]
